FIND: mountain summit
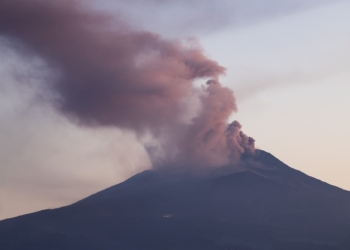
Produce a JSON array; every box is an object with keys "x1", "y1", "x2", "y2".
[{"x1": 1, "y1": 150, "x2": 350, "y2": 250}]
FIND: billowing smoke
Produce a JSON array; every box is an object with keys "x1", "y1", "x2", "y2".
[{"x1": 0, "y1": 0, "x2": 255, "y2": 170}]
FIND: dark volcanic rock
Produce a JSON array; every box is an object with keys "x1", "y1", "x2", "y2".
[{"x1": 1, "y1": 150, "x2": 350, "y2": 250}]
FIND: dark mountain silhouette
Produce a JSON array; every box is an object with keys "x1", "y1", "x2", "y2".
[{"x1": 1, "y1": 150, "x2": 350, "y2": 250}]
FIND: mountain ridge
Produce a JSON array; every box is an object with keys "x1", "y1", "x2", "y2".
[{"x1": 1, "y1": 150, "x2": 350, "y2": 250}]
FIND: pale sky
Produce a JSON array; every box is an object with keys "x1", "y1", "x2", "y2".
[
  {"x1": 0, "y1": 0, "x2": 349, "y2": 220},
  {"x1": 201, "y1": 1, "x2": 350, "y2": 191}
]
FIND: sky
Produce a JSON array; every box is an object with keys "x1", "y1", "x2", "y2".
[{"x1": 0, "y1": 0, "x2": 349, "y2": 220}]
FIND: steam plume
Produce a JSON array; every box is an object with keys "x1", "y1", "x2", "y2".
[{"x1": 0, "y1": 0, "x2": 255, "y2": 170}]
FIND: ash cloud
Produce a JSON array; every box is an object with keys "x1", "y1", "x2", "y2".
[{"x1": 0, "y1": 0, "x2": 255, "y2": 170}]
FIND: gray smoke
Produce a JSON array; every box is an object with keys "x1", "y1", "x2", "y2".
[{"x1": 0, "y1": 0, "x2": 255, "y2": 170}]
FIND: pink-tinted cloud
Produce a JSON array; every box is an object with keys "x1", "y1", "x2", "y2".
[{"x1": 0, "y1": 0, "x2": 254, "y2": 170}]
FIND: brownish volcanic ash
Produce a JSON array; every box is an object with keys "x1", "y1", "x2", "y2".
[{"x1": 0, "y1": 0, "x2": 255, "y2": 169}]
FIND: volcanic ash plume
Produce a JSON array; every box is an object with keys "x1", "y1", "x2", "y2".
[{"x1": 0, "y1": 0, "x2": 255, "y2": 170}]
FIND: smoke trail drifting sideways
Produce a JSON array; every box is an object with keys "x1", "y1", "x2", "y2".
[{"x1": 0, "y1": 0, "x2": 255, "y2": 170}]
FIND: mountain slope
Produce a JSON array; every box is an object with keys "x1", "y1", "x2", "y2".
[{"x1": 1, "y1": 150, "x2": 350, "y2": 250}]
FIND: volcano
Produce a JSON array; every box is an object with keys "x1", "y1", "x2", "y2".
[{"x1": 1, "y1": 150, "x2": 350, "y2": 250}]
